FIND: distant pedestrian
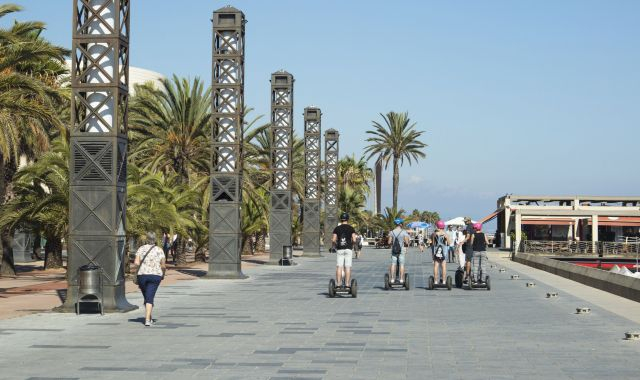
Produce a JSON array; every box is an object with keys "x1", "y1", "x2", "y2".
[
  {"x1": 134, "y1": 231, "x2": 166, "y2": 327},
  {"x1": 162, "y1": 232, "x2": 170, "y2": 259},
  {"x1": 446, "y1": 225, "x2": 456, "y2": 263},
  {"x1": 455, "y1": 226, "x2": 466, "y2": 267}
]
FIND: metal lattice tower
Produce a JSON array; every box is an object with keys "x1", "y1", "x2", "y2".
[
  {"x1": 65, "y1": 0, "x2": 134, "y2": 312},
  {"x1": 324, "y1": 129, "x2": 339, "y2": 248},
  {"x1": 206, "y1": 6, "x2": 247, "y2": 279},
  {"x1": 302, "y1": 107, "x2": 322, "y2": 257},
  {"x1": 268, "y1": 71, "x2": 294, "y2": 264}
]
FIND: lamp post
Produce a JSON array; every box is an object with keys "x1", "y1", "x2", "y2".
[
  {"x1": 324, "y1": 129, "x2": 339, "y2": 250},
  {"x1": 65, "y1": 0, "x2": 134, "y2": 312},
  {"x1": 268, "y1": 71, "x2": 294, "y2": 264},
  {"x1": 206, "y1": 6, "x2": 247, "y2": 279},
  {"x1": 303, "y1": 107, "x2": 322, "y2": 257}
]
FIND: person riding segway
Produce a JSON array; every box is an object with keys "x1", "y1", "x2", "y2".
[
  {"x1": 428, "y1": 220, "x2": 452, "y2": 290},
  {"x1": 384, "y1": 218, "x2": 410, "y2": 290},
  {"x1": 328, "y1": 213, "x2": 358, "y2": 298},
  {"x1": 468, "y1": 222, "x2": 491, "y2": 290}
]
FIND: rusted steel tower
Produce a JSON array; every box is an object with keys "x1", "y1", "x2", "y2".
[
  {"x1": 206, "y1": 6, "x2": 247, "y2": 279},
  {"x1": 302, "y1": 107, "x2": 322, "y2": 257},
  {"x1": 268, "y1": 71, "x2": 294, "y2": 264},
  {"x1": 66, "y1": 0, "x2": 134, "y2": 311},
  {"x1": 324, "y1": 129, "x2": 339, "y2": 249}
]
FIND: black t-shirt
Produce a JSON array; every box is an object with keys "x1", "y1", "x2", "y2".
[
  {"x1": 333, "y1": 224, "x2": 356, "y2": 250},
  {"x1": 462, "y1": 224, "x2": 475, "y2": 252},
  {"x1": 472, "y1": 232, "x2": 487, "y2": 252}
]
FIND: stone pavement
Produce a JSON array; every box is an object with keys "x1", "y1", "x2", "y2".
[{"x1": 0, "y1": 247, "x2": 639, "y2": 379}]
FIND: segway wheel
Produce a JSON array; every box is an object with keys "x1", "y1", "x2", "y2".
[
  {"x1": 384, "y1": 273, "x2": 390, "y2": 290},
  {"x1": 404, "y1": 273, "x2": 410, "y2": 290},
  {"x1": 428, "y1": 275, "x2": 434, "y2": 290},
  {"x1": 328, "y1": 279, "x2": 336, "y2": 298},
  {"x1": 468, "y1": 276, "x2": 474, "y2": 290},
  {"x1": 446, "y1": 275, "x2": 452, "y2": 291},
  {"x1": 351, "y1": 279, "x2": 358, "y2": 298},
  {"x1": 486, "y1": 276, "x2": 491, "y2": 291},
  {"x1": 455, "y1": 269, "x2": 463, "y2": 289}
]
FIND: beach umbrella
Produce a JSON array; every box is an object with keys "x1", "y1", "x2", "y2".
[{"x1": 407, "y1": 221, "x2": 429, "y2": 229}]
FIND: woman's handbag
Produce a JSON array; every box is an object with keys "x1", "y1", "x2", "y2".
[{"x1": 133, "y1": 245, "x2": 154, "y2": 285}]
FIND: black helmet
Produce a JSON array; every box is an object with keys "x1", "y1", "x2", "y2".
[{"x1": 340, "y1": 212, "x2": 349, "y2": 221}]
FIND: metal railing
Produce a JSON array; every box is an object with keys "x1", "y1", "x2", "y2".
[{"x1": 520, "y1": 240, "x2": 640, "y2": 257}]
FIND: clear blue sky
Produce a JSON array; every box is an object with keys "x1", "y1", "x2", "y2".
[{"x1": 10, "y1": 0, "x2": 640, "y2": 229}]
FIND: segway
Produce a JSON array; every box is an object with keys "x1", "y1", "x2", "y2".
[
  {"x1": 384, "y1": 265, "x2": 410, "y2": 290},
  {"x1": 467, "y1": 254, "x2": 491, "y2": 291},
  {"x1": 328, "y1": 278, "x2": 358, "y2": 298},
  {"x1": 428, "y1": 274, "x2": 452, "y2": 290},
  {"x1": 454, "y1": 267, "x2": 465, "y2": 288}
]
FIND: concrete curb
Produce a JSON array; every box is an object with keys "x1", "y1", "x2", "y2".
[{"x1": 514, "y1": 253, "x2": 640, "y2": 303}]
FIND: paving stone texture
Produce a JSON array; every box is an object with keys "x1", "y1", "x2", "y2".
[{"x1": 0, "y1": 247, "x2": 639, "y2": 379}]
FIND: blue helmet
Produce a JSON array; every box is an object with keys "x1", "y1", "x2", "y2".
[{"x1": 394, "y1": 218, "x2": 404, "y2": 225}]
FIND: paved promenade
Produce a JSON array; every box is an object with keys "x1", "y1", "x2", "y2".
[{"x1": 0, "y1": 247, "x2": 639, "y2": 379}]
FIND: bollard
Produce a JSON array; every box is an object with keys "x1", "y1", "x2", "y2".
[
  {"x1": 546, "y1": 292, "x2": 559, "y2": 298},
  {"x1": 511, "y1": 274, "x2": 519, "y2": 280},
  {"x1": 526, "y1": 282, "x2": 536, "y2": 287},
  {"x1": 576, "y1": 307, "x2": 591, "y2": 314},
  {"x1": 624, "y1": 332, "x2": 640, "y2": 341}
]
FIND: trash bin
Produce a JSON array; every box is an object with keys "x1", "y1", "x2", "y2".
[
  {"x1": 76, "y1": 264, "x2": 103, "y2": 315},
  {"x1": 281, "y1": 245, "x2": 293, "y2": 266}
]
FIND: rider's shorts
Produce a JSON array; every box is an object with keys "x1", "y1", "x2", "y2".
[
  {"x1": 390, "y1": 250, "x2": 406, "y2": 266},
  {"x1": 465, "y1": 251, "x2": 474, "y2": 262},
  {"x1": 336, "y1": 249, "x2": 353, "y2": 267},
  {"x1": 433, "y1": 251, "x2": 447, "y2": 262}
]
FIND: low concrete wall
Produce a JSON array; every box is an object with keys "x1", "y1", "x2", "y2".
[{"x1": 514, "y1": 253, "x2": 640, "y2": 303}]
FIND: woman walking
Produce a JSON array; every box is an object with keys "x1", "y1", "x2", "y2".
[{"x1": 134, "y1": 231, "x2": 166, "y2": 326}]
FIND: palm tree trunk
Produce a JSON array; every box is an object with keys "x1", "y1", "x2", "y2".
[
  {"x1": 0, "y1": 158, "x2": 17, "y2": 277},
  {"x1": 175, "y1": 236, "x2": 187, "y2": 266},
  {"x1": 392, "y1": 156, "x2": 400, "y2": 211},
  {"x1": 241, "y1": 234, "x2": 253, "y2": 255},
  {"x1": 256, "y1": 228, "x2": 266, "y2": 253},
  {"x1": 0, "y1": 230, "x2": 16, "y2": 276},
  {"x1": 32, "y1": 231, "x2": 43, "y2": 260},
  {"x1": 194, "y1": 247, "x2": 207, "y2": 262},
  {"x1": 44, "y1": 235, "x2": 63, "y2": 269}
]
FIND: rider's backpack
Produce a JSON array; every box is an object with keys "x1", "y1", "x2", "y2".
[
  {"x1": 434, "y1": 234, "x2": 446, "y2": 260},
  {"x1": 391, "y1": 232, "x2": 402, "y2": 255}
]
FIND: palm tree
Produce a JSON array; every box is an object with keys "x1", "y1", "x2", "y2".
[
  {"x1": 337, "y1": 155, "x2": 373, "y2": 231},
  {"x1": 338, "y1": 155, "x2": 373, "y2": 196},
  {"x1": 0, "y1": 136, "x2": 69, "y2": 269},
  {"x1": 374, "y1": 207, "x2": 406, "y2": 236},
  {"x1": 126, "y1": 165, "x2": 200, "y2": 265},
  {"x1": 0, "y1": 4, "x2": 68, "y2": 275},
  {"x1": 420, "y1": 211, "x2": 440, "y2": 225},
  {"x1": 364, "y1": 111, "x2": 427, "y2": 211},
  {"x1": 128, "y1": 76, "x2": 211, "y2": 185},
  {"x1": 339, "y1": 187, "x2": 366, "y2": 230}
]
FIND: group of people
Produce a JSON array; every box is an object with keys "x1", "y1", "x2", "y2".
[{"x1": 331, "y1": 215, "x2": 489, "y2": 288}]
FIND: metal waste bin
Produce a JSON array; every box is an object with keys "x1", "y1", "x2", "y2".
[
  {"x1": 281, "y1": 245, "x2": 293, "y2": 266},
  {"x1": 76, "y1": 264, "x2": 104, "y2": 315}
]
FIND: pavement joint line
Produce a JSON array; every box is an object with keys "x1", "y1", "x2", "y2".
[{"x1": 2, "y1": 247, "x2": 640, "y2": 379}]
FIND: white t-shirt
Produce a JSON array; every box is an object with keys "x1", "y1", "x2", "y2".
[{"x1": 135, "y1": 244, "x2": 165, "y2": 276}]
